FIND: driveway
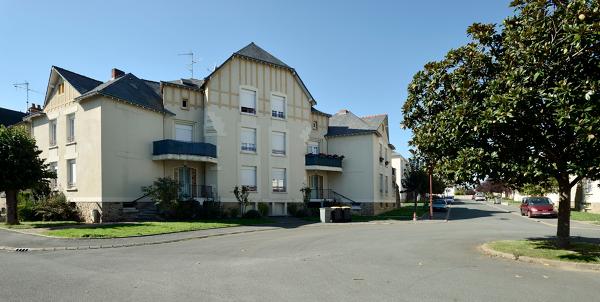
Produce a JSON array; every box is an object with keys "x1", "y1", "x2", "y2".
[{"x1": 0, "y1": 199, "x2": 598, "y2": 302}]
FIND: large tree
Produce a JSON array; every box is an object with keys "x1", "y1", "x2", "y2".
[
  {"x1": 0, "y1": 125, "x2": 54, "y2": 225},
  {"x1": 402, "y1": 0, "x2": 600, "y2": 247}
]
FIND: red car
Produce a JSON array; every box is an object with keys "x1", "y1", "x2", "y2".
[{"x1": 520, "y1": 197, "x2": 557, "y2": 218}]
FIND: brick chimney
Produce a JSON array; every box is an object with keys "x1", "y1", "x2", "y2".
[
  {"x1": 28, "y1": 103, "x2": 41, "y2": 113},
  {"x1": 338, "y1": 109, "x2": 350, "y2": 115},
  {"x1": 111, "y1": 68, "x2": 125, "y2": 80}
]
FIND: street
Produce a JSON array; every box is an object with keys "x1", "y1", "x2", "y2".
[{"x1": 1, "y1": 198, "x2": 599, "y2": 302}]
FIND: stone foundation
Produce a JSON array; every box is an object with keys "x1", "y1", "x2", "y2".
[{"x1": 75, "y1": 202, "x2": 124, "y2": 223}]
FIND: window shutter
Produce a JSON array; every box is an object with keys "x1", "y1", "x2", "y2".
[
  {"x1": 241, "y1": 166, "x2": 257, "y2": 189},
  {"x1": 240, "y1": 89, "x2": 256, "y2": 110},
  {"x1": 272, "y1": 168, "x2": 286, "y2": 191},
  {"x1": 272, "y1": 132, "x2": 285, "y2": 154},
  {"x1": 271, "y1": 95, "x2": 285, "y2": 118},
  {"x1": 241, "y1": 128, "x2": 256, "y2": 144},
  {"x1": 175, "y1": 124, "x2": 193, "y2": 142}
]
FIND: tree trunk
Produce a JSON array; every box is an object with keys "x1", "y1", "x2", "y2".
[
  {"x1": 5, "y1": 190, "x2": 19, "y2": 225},
  {"x1": 556, "y1": 175, "x2": 571, "y2": 248}
]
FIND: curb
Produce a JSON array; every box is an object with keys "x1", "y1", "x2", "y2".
[
  {"x1": 0, "y1": 227, "x2": 280, "y2": 253},
  {"x1": 479, "y1": 243, "x2": 600, "y2": 273}
]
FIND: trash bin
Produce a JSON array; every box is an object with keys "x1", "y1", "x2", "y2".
[
  {"x1": 319, "y1": 207, "x2": 332, "y2": 223},
  {"x1": 91, "y1": 209, "x2": 101, "y2": 223},
  {"x1": 330, "y1": 206, "x2": 343, "y2": 222},
  {"x1": 341, "y1": 206, "x2": 352, "y2": 222}
]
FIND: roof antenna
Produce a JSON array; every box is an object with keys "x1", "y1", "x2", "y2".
[
  {"x1": 178, "y1": 51, "x2": 197, "y2": 79},
  {"x1": 13, "y1": 81, "x2": 40, "y2": 112}
]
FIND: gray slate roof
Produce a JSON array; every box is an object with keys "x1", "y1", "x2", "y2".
[
  {"x1": 163, "y1": 78, "x2": 204, "y2": 91},
  {"x1": 53, "y1": 66, "x2": 103, "y2": 94},
  {"x1": 234, "y1": 42, "x2": 290, "y2": 69},
  {"x1": 0, "y1": 107, "x2": 26, "y2": 127},
  {"x1": 311, "y1": 107, "x2": 331, "y2": 117},
  {"x1": 361, "y1": 115, "x2": 386, "y2": 130},
  {"x1": 326, "y1": 110, "x2": 386, "y2": 137},
  {"x1": 77, "y1": 73, "x2": 165, "y2": 113}
]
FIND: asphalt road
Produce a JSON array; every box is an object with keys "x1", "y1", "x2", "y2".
[{"x1": 1, "y1": 199, "x2": 599, "y2": 302}]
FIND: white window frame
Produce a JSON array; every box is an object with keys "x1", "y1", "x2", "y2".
[
  {"x1": 271, "y1": 94, "x2": 286, "y2": 119},
  {"x1": 241, "y1": 127, "x2": 257, "y2": 153},
  {"x1": 66, "y1": 114, "x2": 75, "y2": 143},
  {"x1": 67, "y1": 159, "x2": 76, "y2": 189},
  {"x1": 241, "y1": 166, "x2": 257, "y2": 192},
  {"x1": 307, "y1": 142, "x2": 319, "y2": 155},
  {"x1": 240, "y1": 87, "x2": 257, "y2": 115},
  {"x1": 49, "y1": 162, "x2": 58, "y2": 189},
  {"x1": 271, "y1": 131, "x2": 286, "y2": 156},
  {"x1": 174, "y1": 122, "x2": 194, "y2": 142},
  {"x1": 49, "y1": 119, "x2": 57, "y2": 147},
  {"x1": 272, "y1": 168, "x2": 286, "y2": 192}
]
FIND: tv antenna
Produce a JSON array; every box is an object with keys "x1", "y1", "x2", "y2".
[
  {"x1": 178, "y1": 51, "x2": 197, "y2": 79},
  {"x1": 13, "y1": 81, "x2": 40, "y2": 111}
]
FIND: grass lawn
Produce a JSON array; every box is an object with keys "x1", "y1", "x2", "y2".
[
  {"x1": 1, "y1": 221, "x2": 80, "y2": 230},
  {"x1": 487, "y1": 239, "x2": 600, "y2": 263},
  {"x1": 302, "y1": 203, "x2": 428, "y2": 222},
  {"x1": 570, "y1": 211, "x2": 600, "y2": 224},
  {"x1": 3, "y1": 218, "x2": 271, "y2": 238}
]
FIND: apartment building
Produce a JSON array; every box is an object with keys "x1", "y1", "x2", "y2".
[
  {"x1": 391, "y1": 153, "x2": 409, "y2": 202},
  {"x1": 26, "y1": 43, "x2": 396, "y2": 222}
]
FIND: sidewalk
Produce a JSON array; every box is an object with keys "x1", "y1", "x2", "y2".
[{"x1": 0, "y1": 218, "x2": 308, "y2": 252}]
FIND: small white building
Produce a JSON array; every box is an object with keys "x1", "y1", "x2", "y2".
[{"x1": 391, "y1": 153, "x2": 409, "y2": 202}]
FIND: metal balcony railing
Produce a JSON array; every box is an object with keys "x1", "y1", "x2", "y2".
[
  {"x1": 153, "y1": 139, "x2": 217, "y2": 158},
  {"x1": 178, "y1": 184, "x2": 214, "y2": 199},
  {"x1": 305, "y1": 153, "x2": 343, "y2": 168}
]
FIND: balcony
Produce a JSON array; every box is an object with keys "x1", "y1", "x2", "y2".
[
  {"x1": 305, "y1": 153, "x2": 343, "y2": 172},
  {"x1": 153, "y1": 139, "x2": 217, "y2": 163}
]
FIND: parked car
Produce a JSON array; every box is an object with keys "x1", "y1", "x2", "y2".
[
  {"x1": 474, "y1": 192, "x2": 486, "y2": 201},
  {"x1": 520, "y1": 197, "x2": 557, "y2": 218},
  {"x1": 432, "y1": 197, "x2": 448, "y2": 211},
  {"x1": 445, "y1": 196, "x2": 455, "y2": 205}
]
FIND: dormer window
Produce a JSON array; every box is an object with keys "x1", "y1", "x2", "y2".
[{"x1": 182, "y1": 98, "x2": 188, "y2": 109}]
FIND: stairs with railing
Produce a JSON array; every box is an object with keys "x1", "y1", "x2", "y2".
[{"x1": 308, "y1": 189, "x2": 360, "y2": 210}]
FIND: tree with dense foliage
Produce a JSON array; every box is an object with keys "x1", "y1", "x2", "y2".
[
  {"x1": 142, "y1": 177, "x2": 180, "y2": 216},
  {"x1": 401, "y1": 155, "x2": 446, "y2": 199},
  {"x1": 402, "y1": 0, "x2": 600, "y2": 247},
  {"x1": 0, "y1": 126, "x2": 55, "y2": 225},
  {"x1": 476, "y1": 179, "x2": 513, "y2": 196},
  {"x1": 233, "y1": 186, "x2": 250, "y2": 216}
]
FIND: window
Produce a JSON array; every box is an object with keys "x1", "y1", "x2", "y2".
[
  {"x1": 585, "y1": 179, "x2": 593, "y2": 194},
  {"x1": 241, "y1": 128, "x2": 257, "y2": 152},
  {"x1": 272, "y1": 131, "x2": 286, "y2": 155},
  {"x1": 66, "y1": 114, "x2": 75, "y2": 143},
  {"x1": 379, "y1": 174, "x2": 383, "y2": 193},
  {"x1": 240, "y1": 88, "x2": 256, "y2": 114},
  {"x1": 58, "y1": 83, "x2": 65, "y2": 94},
  {"x1": 271, "y1": 95, "x2": 286, "y2": 118},
  {"x1": 385, "y1": 176, "x2": 389, "y2": 194},
  {"x1": 241, "y1": 166, "x2": 257, "y2": 191},
  {"x1": 67, "y1": 159, "x2": 76, "y2": 188},
  {"x1": 272, "y1": 168, "x2": 286, "y2": 192},
  {"x1": 49, "y1": 119, "x2": 57, "y2": 146},
  {"x1": 312, "y1": 121, "x2": 318, "y2": 130},
  {"x1": 174, "y1": 166, "x2": 197, "y2": 198},
  {"x1": 379, "y1": 143, "x2": 383, "y2": 164},
  {"x1": 48, "y1": 162, "x2": 58, "y2": 189},
  {"x1": 307, "y1": 142, "x2": 319, "y2": 154},
  {"x1": 181, "y1": 98, "x2": 188, "y2": 109},
  {"x1": 175, "y1": 123, "x2": 193, "y2": 142}
]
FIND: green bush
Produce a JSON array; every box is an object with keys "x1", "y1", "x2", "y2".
[
  {"x1": 200, "y1": 200, "x2": 222, "y2": 219},
  {"x1": 243, "y1": 209, "x2": 261, "y2": 219},
  {"x1": 258, "y1": 202, "x2": 269, "y2": 217},
  {"x1": 287, "y1": 203, "x2": 299, "y2": 216},
  {"x1": 17, "y1": 192, "x2": 39, "y2": 221},
  {"x1": 228, "y1": 207, "x2": 239, "y2": 218},
  {"x1": 35, "y1": 192, "x2": 80, "y2": 221},
  {"x1": 173, "y1": 199, "x2": 201, "y2": 220}
]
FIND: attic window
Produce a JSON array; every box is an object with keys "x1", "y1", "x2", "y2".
[
  {"x1": 312, "y1": 121, "x2": 318, "y2": 130},
  {"x1": 182, "y1": 98, "x2": 188, "y2": 109},
  {"x1": 58, "y1": 83, "x2": 65, "y2": 94}
]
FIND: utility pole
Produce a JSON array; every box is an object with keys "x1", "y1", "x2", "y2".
[{"x1": 429, "y1": 167, "x2": 433, "y2": 219}]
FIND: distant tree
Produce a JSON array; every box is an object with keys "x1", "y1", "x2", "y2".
[
  {"x1": 401, "y1": 154, "x2": 446, "y2": 200},
  {"x1": 403, "y1": 0, "x2": 600, "y2": 247},
  {"x1": 233, "y1": 186, "x2": 250, "y2": 216},
  {"x1": 0, "y1": 126, "x2": 55, "y2": 225}
]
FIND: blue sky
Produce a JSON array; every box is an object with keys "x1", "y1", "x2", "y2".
[{"x1": 0, "y1": 0, "x2": 512, "y2": 157}]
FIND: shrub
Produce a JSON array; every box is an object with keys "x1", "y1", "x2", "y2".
[
  {"x1": 200, "y1": 200, "x2": 222, "y2": 219},
  {"x1": 142, "y1": 177, "x2": 179, "y2": 217},
  {"x1": 258, "y1": 202, "x2": 269, "y2": 217},
  {"x1": 17, "y1": 192, "x2": 39, "y2": 221},
  {"x1": 243, "y1": 209, "x2": 261, "y2": 219},
  {"x1": 35, "y1": 192, "x2": 80, "y2": 221},
  {"x1": 287, "y1": 203, "x2": 299, "y2": 216},
  {"x1": 174, "y1": 199, "x2": 201, "y2": 220},
  {"x1": 228, "y1": 207, "x2": 239, "y2": 219}
]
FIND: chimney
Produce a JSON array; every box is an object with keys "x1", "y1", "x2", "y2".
[
  {"x1": 338, "y1": 109, "x2": 349, "y2": 115},
  {"x1": 29, "y1": 103, "x2": 41, "y2": 113},
  {"x1": 111, "y1": 68, "x2": 125, "y2": 80}
]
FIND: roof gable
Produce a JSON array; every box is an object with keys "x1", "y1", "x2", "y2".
[
  {"x1": 327, "y1": 110, "x2": 389, "y2": 138},
  {"x1": 44, "y1": 66, "x2": 103, "y2": 105}
]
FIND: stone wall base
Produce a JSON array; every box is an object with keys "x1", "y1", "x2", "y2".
[{"x1": 75, "y1": 202, "x2": 124, "y2": 223}]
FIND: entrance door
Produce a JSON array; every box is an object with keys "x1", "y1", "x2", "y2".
[
  {"x1": 309, "y1": 175, "x2": 323, "y2": 199},
  {"x1": 175, "y1": 166, "x2": 197, "y2": 199}
]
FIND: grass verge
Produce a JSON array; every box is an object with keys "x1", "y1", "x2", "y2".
[
  {"x1": 1, "y1": 221, "x2": 80, "y2": 230},
  {"x1": 4, "y1": 218, "x2": 271, "y2": 238},
  {"x1": 487, "y1": 239, "x2": 600, "y2": 264},
  {"x1": 570, "y1": 211, "x2": 600, "y2": 225}
]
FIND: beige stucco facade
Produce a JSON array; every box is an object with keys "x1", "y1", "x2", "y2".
[{"x1": 29, "y1": 44, "x2": 398, "y2": 221}]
